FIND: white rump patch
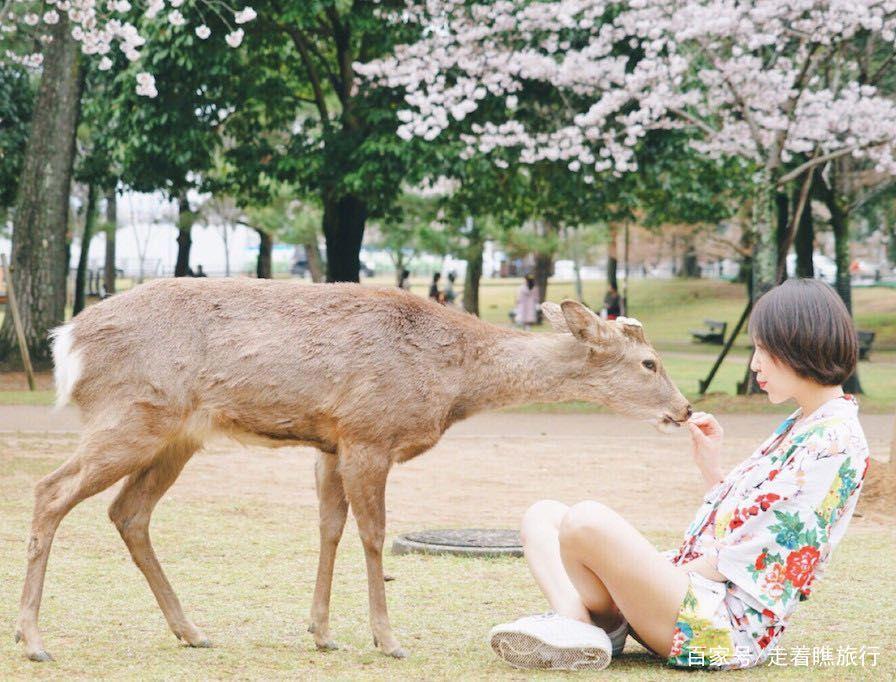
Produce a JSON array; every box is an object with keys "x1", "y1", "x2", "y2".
[
  {"x1": 616, "y1": 316, "x2": 643, "y2": 328},
  {"x1": 49, "y1": 323, "x2": 83, "y2": 409}
]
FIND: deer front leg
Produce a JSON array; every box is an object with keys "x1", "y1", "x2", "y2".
[
  {"x1": 339, "y1": 444, "x2": 405, "y2": 658},
  {"x1": 308, "y1": 451, "x2": 348, "y2": 650}
]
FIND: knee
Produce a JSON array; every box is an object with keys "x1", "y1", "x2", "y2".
[
  {"x1": 108, "y1": 502, "x2": 145, "y2": 539},
  {"x1": 558, "y1": 501, "x2": 610, "y2": 550},
  {"x1": 520, "y1": 499, "x2": 566, "y2": 546}
]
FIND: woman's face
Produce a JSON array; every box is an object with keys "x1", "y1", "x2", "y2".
[{"x1": 750, "y1": 340, "x2": 802, "y2": 404}]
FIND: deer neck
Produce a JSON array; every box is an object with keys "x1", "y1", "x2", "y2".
[{"x1": 457, "y1": 330, "x2": 591, "y2": 415}]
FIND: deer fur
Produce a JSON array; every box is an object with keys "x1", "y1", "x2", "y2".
[{"x1": 15, "y1": 278, "x2": 691, "y2": 662}]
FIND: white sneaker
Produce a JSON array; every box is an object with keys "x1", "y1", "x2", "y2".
[{"x1": 489, "y1": 612, "x2": 613, "y2": 671}]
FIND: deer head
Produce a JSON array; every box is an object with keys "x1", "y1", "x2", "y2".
[{"x1": 542, "y1": 300, "x2": 691, "y2": 432}]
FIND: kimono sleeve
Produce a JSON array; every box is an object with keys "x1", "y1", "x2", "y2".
[{"x1": 714, "y1": 425, "x2": 865, "y2": 620}]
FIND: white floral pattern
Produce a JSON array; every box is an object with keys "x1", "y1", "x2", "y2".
[{"x1": 668, "y1": 395, "x2": 870, "y2": 669}]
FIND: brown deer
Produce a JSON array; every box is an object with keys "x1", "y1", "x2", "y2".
[{"x1": 15, "y1": 278, "x2": 691, "y2": 662}]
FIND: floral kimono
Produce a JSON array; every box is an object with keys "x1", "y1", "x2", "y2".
[{"x1": 666, "y1": 395, "x2": 870, "y2": 670}]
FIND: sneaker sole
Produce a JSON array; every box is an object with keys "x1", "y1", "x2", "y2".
[{"x1": 490, "y1": 630, "x2": 611, "y2": 671}]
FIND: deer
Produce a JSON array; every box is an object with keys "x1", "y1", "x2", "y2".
[{"x1": 15, "y1": 278, "x2": 692, "y2": 662}]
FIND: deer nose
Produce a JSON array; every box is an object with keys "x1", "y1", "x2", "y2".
[{"x1": 685, "y1": 406, "x2": 693, "y2": 420}]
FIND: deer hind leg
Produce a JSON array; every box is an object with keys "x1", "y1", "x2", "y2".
[
  {"x1": 107, "y1": 437, "x2": 208, "y2": 647},
  {"x1": 308, "y1": 451, "x2": 349, "y2": 650},
  {"x1": 338, "y1": 444, "x2": 405, "y2": 658},
  {"x1": 15, "y1": 418, "x2": 162, "y2": 662}
]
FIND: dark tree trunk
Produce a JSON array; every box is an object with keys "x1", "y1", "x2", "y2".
[
  {"x1": 256, "y1": 229, "x2": 273, "y2": 278},
  {"x1": 305, "y1": 239, "x2": 325, "y2": 283},
  {"x1": 815, "y1": 168, "x2": 863, "y2": 394},
  {"x1": 104, "y1": 188, "x2": 117, "y2": 295},
  {"x1": 174, "y1": 193, "x2": 194, "y2": 277},
  {"x1": 885, "y1": 209, "x2": 896, "y2": 268},
  {"x1": 740, "y1": 175, "x2": 777, "y2": 394},
  {"x1": 680, "y1": 235, "x2": 700, "y2": 278},
  {"x1": 533, "y1": 252, "x2": 553, "y2": 307},
  {"x1": 73, "y1": 183, "x2": 98, "y2": 315},
  {"x1": 323, "y1": 193, "x2": 367, "y2": 282},
  {"x1": 794, "y1": 187, "x2": 814, "y2": 279},
  {"x1": 607, "y1": 223, "x2": 619, "y2": 290},
  {"x1": 462, "y1": 219, "x2": 483, "y2": 316},
  {"x1": 775, "y1": 191, "x2": 789, "y2": 280},
  {"x1": 0, "y1": 17, "x2": 84, "y2": 365}
]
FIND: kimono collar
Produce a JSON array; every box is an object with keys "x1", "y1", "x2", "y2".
[{"x1": 763, "y1": 394, "x2": 858, "y2": 455}]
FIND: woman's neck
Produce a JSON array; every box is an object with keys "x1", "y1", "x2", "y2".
[{"x1": 794, "y1": 384, "x2": 845, "y2": 422}]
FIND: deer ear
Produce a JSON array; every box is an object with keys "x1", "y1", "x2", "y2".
[
  {"x1": 615, "y1": 316, "x2": 647, "y2": 343},
  {"x1": 541, "y1": 302, "x2": 569, "y2": 333},
  {"x1": 559, "y1": 300, "x2": 616, "y2": 345}
]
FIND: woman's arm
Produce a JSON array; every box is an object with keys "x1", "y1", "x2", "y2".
[{"x1": 687, "y1": 411, "x2": 725, "y2": 493}]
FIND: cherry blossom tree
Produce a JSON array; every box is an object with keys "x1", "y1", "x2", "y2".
[
  {"x1": 0, "y1": 0, "x2": 255, "y2": 362},
  {"x1": 358, "y1": 0, "x2": 896, "y2": 301}
]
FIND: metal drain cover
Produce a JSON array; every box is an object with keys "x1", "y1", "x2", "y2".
[{"x1": 392, "y1": 528, "x2": 522, "y2": 557}]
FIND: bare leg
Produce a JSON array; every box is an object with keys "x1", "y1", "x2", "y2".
[
  {"x1": 558, "y1": 501, "x2": 690, "y2": 658},
  {"x1": 520, "y1": 500, "x2": 624, "y2": 631},
  {"x1": 338, "y1": 443, "x2": 404, "y2": 658},
  {"x1": 308, "y1": 451, "x2": 349, "y2": 650},
  {"x1": 107, "y1": 438, "x2": 208, "y2": 647},
  {"x1": 16, "y1": 421, "x2": 161, "y2": 661}
]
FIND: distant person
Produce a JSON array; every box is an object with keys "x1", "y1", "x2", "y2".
[
  {"x1": 603, "y1": 285, "x2": 621, "y2": 320},
  {"x1": 429, "y1": 272, "x2": 443, "y2": 303},
  {"x1": 398, "y1": 269, "x2": 411, "y2": 291},
  {"x1": 194, "y1": 265, "x2": 207, "y2": 277},
  {"x1": 515, "y1": 274, "x2": 539, "y2": 330},
  {"x1": 444, "y1": 271, "x2": 457, "y2": 306}
]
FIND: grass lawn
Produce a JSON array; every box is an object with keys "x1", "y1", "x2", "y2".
[{"x1": 0, "y1": 438, "x2": 893, "y2": 680}]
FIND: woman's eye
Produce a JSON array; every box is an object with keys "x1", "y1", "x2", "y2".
[{"x1": 642, "y1": 360, "x2": 656, "y2": 371}]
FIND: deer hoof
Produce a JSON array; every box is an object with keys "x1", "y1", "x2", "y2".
[
  {"x1": 188, "y1": 639, "x2": 213, "y2": 649},
  {"x1": 315, "y1": 640, "x2": 340, "y2": 651},
  {"x1": 386, "y1": 646, "x2": 408, "y2": 659},
  {"x1": 27, "y1": 649, "x2": 54, "y2": 663}
]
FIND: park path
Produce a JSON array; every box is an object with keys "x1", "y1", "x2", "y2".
[{"x1": 0, "y1": 404, "x2": 891, "y2": 443}]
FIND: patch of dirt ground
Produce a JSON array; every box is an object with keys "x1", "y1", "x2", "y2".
[{"x1": 1, "y1": 410, "x2": 892, "y2": 533}]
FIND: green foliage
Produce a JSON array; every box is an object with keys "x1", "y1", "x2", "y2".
[{"x1": 0, "y1": 65, "x2": 35, "y2": 209}]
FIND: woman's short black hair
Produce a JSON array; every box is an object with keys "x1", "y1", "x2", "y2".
[{"x1": 749, "y1": 278, "x2": 857, "y2": 386}]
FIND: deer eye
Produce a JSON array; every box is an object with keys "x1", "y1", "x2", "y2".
[{"x1": 642, "y1": 359, "x2": 657, "y2": 372}]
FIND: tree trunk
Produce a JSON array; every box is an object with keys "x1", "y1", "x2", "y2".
[
  {"x1": 305, "y1": 239, "x2": 325, "y2": 283},
  {"x1": 680, "y1": 234, "x2": 700, "y2": 278},
  {"x1": 104, "y1": 188, "x2": 117, "y2": 295},
  {"x1": 0, "y1": 17, "x2": 84, "y2": 365},
  {"x1": 815, "y1": 168, "x2": 862, "y2": 394},
  {"x1": 174, "y1": 193, "x2": 194, "y2": 277},
  {"x1": 256, "y1": 229, "x2": 273, "y2": 278},
  {"x1": 794, "y1": 186, "x2": 814, "y2": 279},
  {"x1": 775, "y1": 191, "x2": 789, "y2": 282},
  {"x1": 740, "y1": 175, "x2": 777, "y2": 394},
  {"x1": 323, "y1": 193, "x2": 367, "y2": 282},
  {"x1": 73, "y1": 183, "x2": 98, "y2": 315},
  {"x1": 569, "y1": 227, "x2": 584, "y2": 302},
  {"x1": 462, "y1": 219, "x2": 483, "y2": 316},
  {"x1": 607, "y1": 223, "x2": 619, "y2": 289}
]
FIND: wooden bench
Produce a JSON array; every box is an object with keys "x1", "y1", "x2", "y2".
[
  {"x1": 858, "y1": 330, "x2": 875, "y2": 361},
  {"x1": 691, "y1": 319, "x2": 727, "y2": 345}
]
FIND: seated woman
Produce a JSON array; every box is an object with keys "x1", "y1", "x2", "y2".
[{"x1": 489, "y1": 279, "x2": 870, "y2": 671}]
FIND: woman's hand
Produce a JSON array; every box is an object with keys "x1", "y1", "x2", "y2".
[{"x1": 687, "y1": 411, "x2": 725, "y2": 492}]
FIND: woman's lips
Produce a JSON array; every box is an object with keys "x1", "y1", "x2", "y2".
[{"x1": 758, "y1": 379, "x2": 768, "y2": 389}]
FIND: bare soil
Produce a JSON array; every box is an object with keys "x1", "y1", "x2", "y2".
[{"x1": 2, "y1": 409, "x2": 892, "y2": 532}]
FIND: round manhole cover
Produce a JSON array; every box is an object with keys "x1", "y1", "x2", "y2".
[{"x1": 392, "y1": 529, "x2": 522, "y2": 557}]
